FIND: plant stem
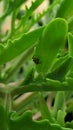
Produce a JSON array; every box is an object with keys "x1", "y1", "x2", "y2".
[
  {"x1": 13, "y1": 92, "x2": 38, "y2": 114},
  {"x1": 4, "y1": 93, "x2": 12, "y2": 112},
  {"x1": 11, "y1": 81, "x2": 73, "y2": 96},
  {"x1": 0, "y1": 83, "x2": 6, "y2": 94},
  {"x1": 39, "y1": 92, "x2": 55, "y2": 122},
  {"x1": 4, "y1": 92, "x2": 12, "y2": 130}
]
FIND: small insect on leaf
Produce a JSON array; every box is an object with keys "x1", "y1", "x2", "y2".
[
  {"x1": 32, "y1": 56, "x2": 41, "y2": 64},
  {"x1": 33, "y1": 18, "x2": 68, "y2": 74}
]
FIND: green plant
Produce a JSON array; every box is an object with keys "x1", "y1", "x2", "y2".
[{"x1": 1, "y1": 0, "x2": 73, "y2": 130}]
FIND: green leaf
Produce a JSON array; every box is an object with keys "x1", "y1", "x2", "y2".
[
  {"x1": 0, "y1": 26, "x2": 45, "y2": 65},
  {"x1": 68, "y1": 33, "x2": 73, "y2": 57},
  {"x1": 66, "y1": 77, "x2": 73, "y2": 87},
  {"x1": 0, "y1": 105, "x2": 72, "y2": 130},
  {"x1": 53, "y1": 92, "x2": 65, "y2": 118},
  {"x1": 57, "y1": 110, "x2": 66, "y2": 127},
  {"x1": 39, "y1": 93, "x2": 55, "y2": 123},
  {"x1": 17, "y1": 0, "x2": 44, "y2": 29},
  {"x1": 46, "y1": 78, "x2": 62, "y2": 88},
  {"x1": 1, "y1": 0, "x2": 26, "y2": 19},
  {"x1": 68, "y1": 17, "x2": 73, "y2": 32},
  {"x1": 47, "y1": 56, "x2": 72, "y2": 81},
  {"x1": 67, "y1": 33, "x2": 73, "y2": 75},
  {"x1": 50, "y1": 54, "x2": 69, "y2": 72},
  {"x1": 66, "y1": 121, "x2": 73, "y2": 129},
  {"x1": 56, "y1": 0, "x2": 73, "y2": 19},
  {"x1": 22, "y1": 0, "x2": 44, "y2": 22},
  {"x1": 9, "y1": 111, "x2": 72, "y2": 130},
  {"x1": 33, "y1": 18, "x2": 68, "y2": 74}
]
